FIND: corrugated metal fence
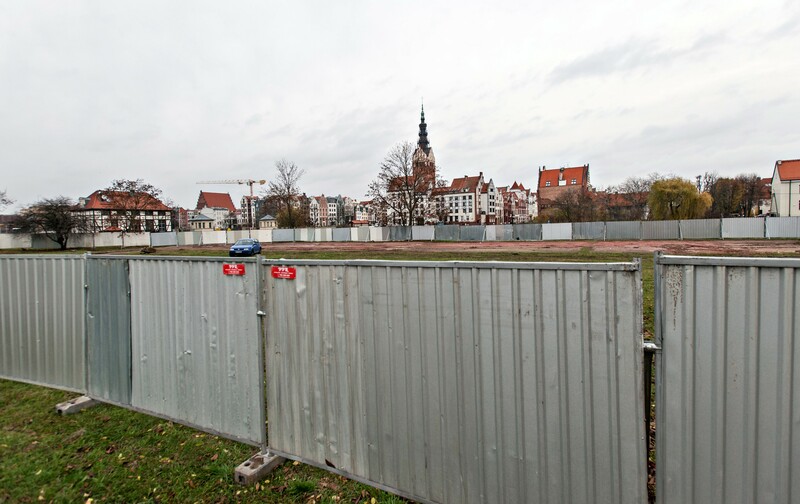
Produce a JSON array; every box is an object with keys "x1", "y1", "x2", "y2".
[
  {"x1": 0, "y1": 255, "x2": 266, "y2": 447},
  {"x1": 264, "y1": 259, "x2": 647, "y2": 504},
  {"x1": 125, "y1": 257, "x2": 265, "y2": 446},
  {"x1": 0, "y1": 255, "x2": 86, "y2": 392},
  {"x1": 655, "y1": 254, "x2": 800, "y2": 504},
  {"x1": 6, "y1": 253, "x2": 800, "y2": 503}
]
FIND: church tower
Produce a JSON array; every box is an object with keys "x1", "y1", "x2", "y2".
[{"x1": 413, "y1": 104, "x2": 436, "y2": 184}]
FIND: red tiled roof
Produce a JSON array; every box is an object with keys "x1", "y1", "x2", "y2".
[
  {"x1": 197, "y1": 191, "x2": 236, "y2": 212},
  {"x1": 776, "y1": 160, "x2": 800, "y2": 181},
  {"x1": 80, "y1": 190, "x2": 170, "y2": 211},
  {"x1": 537, "y1": 165, "x2": 589, "y2": 189},
  {"x1": 448, "y1": 175, "x2": 482, "y2": 192}
]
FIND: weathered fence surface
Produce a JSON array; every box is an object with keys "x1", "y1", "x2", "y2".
[
  {"x1": 655, "y1": 254, "x2": 800, "y2": 504},
  {"x1": 332, "y1": 228, "x2": 351, "y2": 242},
  {"x1": 642, "y1": 221, "x2": 680, "y2": 240},
  {"x1": 572, "y1": 222, "x2": 605, "y2": 240},
  {"x1": 7, "y1": 216, "x2": 800, "y2": 251},
  {"x1": 264, "y1": 259, "x2": 647, "y2": 504},
  {"x1": 721, "y1": 217, "x2": 765, "y2": 239},
  {"x1": 0, "y1": 256, "x2": 86, "y2": 392},
  {"x1": 434, "y1": 225, "x2": 460, "y2": 241},
  {"x1": 606, "y1": 221, "x2": 641, "y2": 240},
  {"x1": 151, "y1": 232, "x2": 178, "y2": 247},
  {"x1": 541, "y1": 222, "x2": 571, "y2": 240},
  {"x1": 86, "y1": 257, "x2": 131, "y2": 404},
  {"x1": 126, "y1": 257, "x2": 265, "y2": 446},
  {"x1": 679, "y1": 219, "x2": 721, "y2": 239}
]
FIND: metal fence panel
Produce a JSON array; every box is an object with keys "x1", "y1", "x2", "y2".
[
  {"x1": 680, "y1": 219, "x2": 721, "y2": 239},
  {"x1": 541, "y1": 222, "x2": 571, "y2": 240},
  {"x1": 389, "y1": 226, "x2": 411, "y2": 241},
  {"x1": 434, "y1": 225, "x2": 460, "y2": 241},
  {"x1": 721, "y1": 217, "x2": 765, "y2": 239},
  {"x1": 127, "y1": 257, "x2": 265, "y2": 446},
  {"x1": 177, "y1": 231, "x2": 201, "y2": 246},
  {"x1": 641, "y1": 221, "x2": 680, "y2": 240},
  {"x1": 351, "y1": 227, "x2": 370, "y2": 242},
  {"x1": 150, "y1": 232, "x2": 178, "y2": 247},
  {"x1": 265, "y1": 259, "x2": 646, "y2": 504},
  {"x1": 655, "y1": 255, "x2": 800, "y2": 504},
  {"x1": 315, "y1": 228, "x2": 333, "y2": 242},
  {"x1": 369, "y1": 227, "x2": 389, "y2": 242},
  {"x1": 606, "y1": 221, "x2": 642, "y2": 240},
  {"x1": 766, "y1": 216, "x2": 800, "y2": 238},
  {"x1": 199, "y1": 231, "x2": 227, "y2": 245},
  {"x1": 512, "y1": 223, "x2": 542, "y2": 241},
  {"x1": 252, "y1": 229, "x2": 272, "y2": 243},
  {"x1": 459, "y1": 225, "x2": 485, "y2": 241},
  {"x1": 86, "y1": 257, "x2": 131, "y2": 405},
  {"x1": 332, "y1": 228, "x2": 351, "y2": 242},
  {"x1": 295, "y1": 228, "x2": 315, "y2": 242},
  {"x1": 272, "y1": 229, "x2": 294, "y2": 242},
  {"x1": 0, "y1": 256, "x2": 86, "y2": 392},
  {"x1": 496, "y1": 224, "x2": 515, "y2": 241},
  {"x1": 411, "y1": 226, "x2": 434, "y2": 241},
  {"x1": 572, "y1": 222, "x2": 605, "y2": 240}
]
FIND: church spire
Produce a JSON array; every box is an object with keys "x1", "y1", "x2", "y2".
[{"x1": 418, "y1": 103, "x2": 430, "y2": 154}]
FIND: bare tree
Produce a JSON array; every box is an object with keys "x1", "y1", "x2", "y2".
[
  {"x1": 100, "y1": 179, "x2": 168, "y2": 232},
  {"x1": 736, "y1": 174, "x2": 763, "y2": 217},
  {"x1": 14, "y1": 197, "x2": 88, "y2": 250},
  {"x1": 707, "y1": 178, "x2": 744, "y2": 217},
  {"x1": 265, "y1": 159, "x2": 306, "y2": 228},
  {"x1": 603, "y1": 173, "x2": 666, "y2": 220},
  {"x1": 0, "y1": 190, "x2": 12, "y2": 209},
  {"x1": 551, "y1": 188, "x2": 604, "y2": 223},
  {"x1": 701, "y1": 171, "x2": 719, "y2": 193},
  {"x1": 367, "y1": 141, "x2": 434, "y2": 227}
]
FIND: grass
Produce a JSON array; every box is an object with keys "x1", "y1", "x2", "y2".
[{"x1": 0, "y1": 379, "x2": 403, "y2": 503}]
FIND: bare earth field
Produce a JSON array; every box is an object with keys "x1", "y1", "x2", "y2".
[{"x1": 172, "y1": 239, "x2": 800, "y2": 257}]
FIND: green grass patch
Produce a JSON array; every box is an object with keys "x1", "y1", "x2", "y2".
[{"x1": 0, "y1": 379, "x2": 404, "y2": 503}]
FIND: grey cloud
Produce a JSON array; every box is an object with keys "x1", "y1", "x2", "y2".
[
  {"x1": 548, "y1": 33, "x2": 726, "y2": 84},
  {"x1": 245, "y1": 114, "x2": 262, "y2": 126}
]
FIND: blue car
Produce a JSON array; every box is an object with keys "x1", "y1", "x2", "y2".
[{"x1": 229, "y1": 238, "x2": 262, "y2": 257}]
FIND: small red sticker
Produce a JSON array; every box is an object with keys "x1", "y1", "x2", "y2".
[
  {"x1": 223, "y1": 263, "x2": 246, "y2": 276},
  {"x1": 271, "y1": 266, "x2": 297, "y2": 280}
]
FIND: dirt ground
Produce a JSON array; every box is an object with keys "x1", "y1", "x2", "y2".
[{"x1": 177, "y1": 239, "x2": 800, "y2": 256}]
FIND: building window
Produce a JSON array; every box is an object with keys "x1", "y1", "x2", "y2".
[
  {"x1": 571, "y1": 178, "x2": 577, "y2": 184},
  {"x1": 545, "y1": 181, "x2": 551, "y2": 187}
]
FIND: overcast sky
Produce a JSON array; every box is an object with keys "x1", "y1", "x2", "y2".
[{"x1": 1, "y1": 0, "x2": 799, "y2": 211}]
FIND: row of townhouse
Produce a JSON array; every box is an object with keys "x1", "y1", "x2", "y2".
[
  {"x1": 308, "y1": 195, "x2": 354, "y2": 227},
  {"x1": 184, "y1": 191, "x2": 277, "y2": 231}
]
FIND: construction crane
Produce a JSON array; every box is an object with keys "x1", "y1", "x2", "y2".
[{"x1": 197, "y1": 179, "x2": 267, "y2": 232}]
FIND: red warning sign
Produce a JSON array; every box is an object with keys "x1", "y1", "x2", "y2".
[
  {"x1": 271, "y1": 266, "x2": 297, "y2": 280},
  {"x1": 222, "y1": 263, "x2": 246, "y2": 276}
]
